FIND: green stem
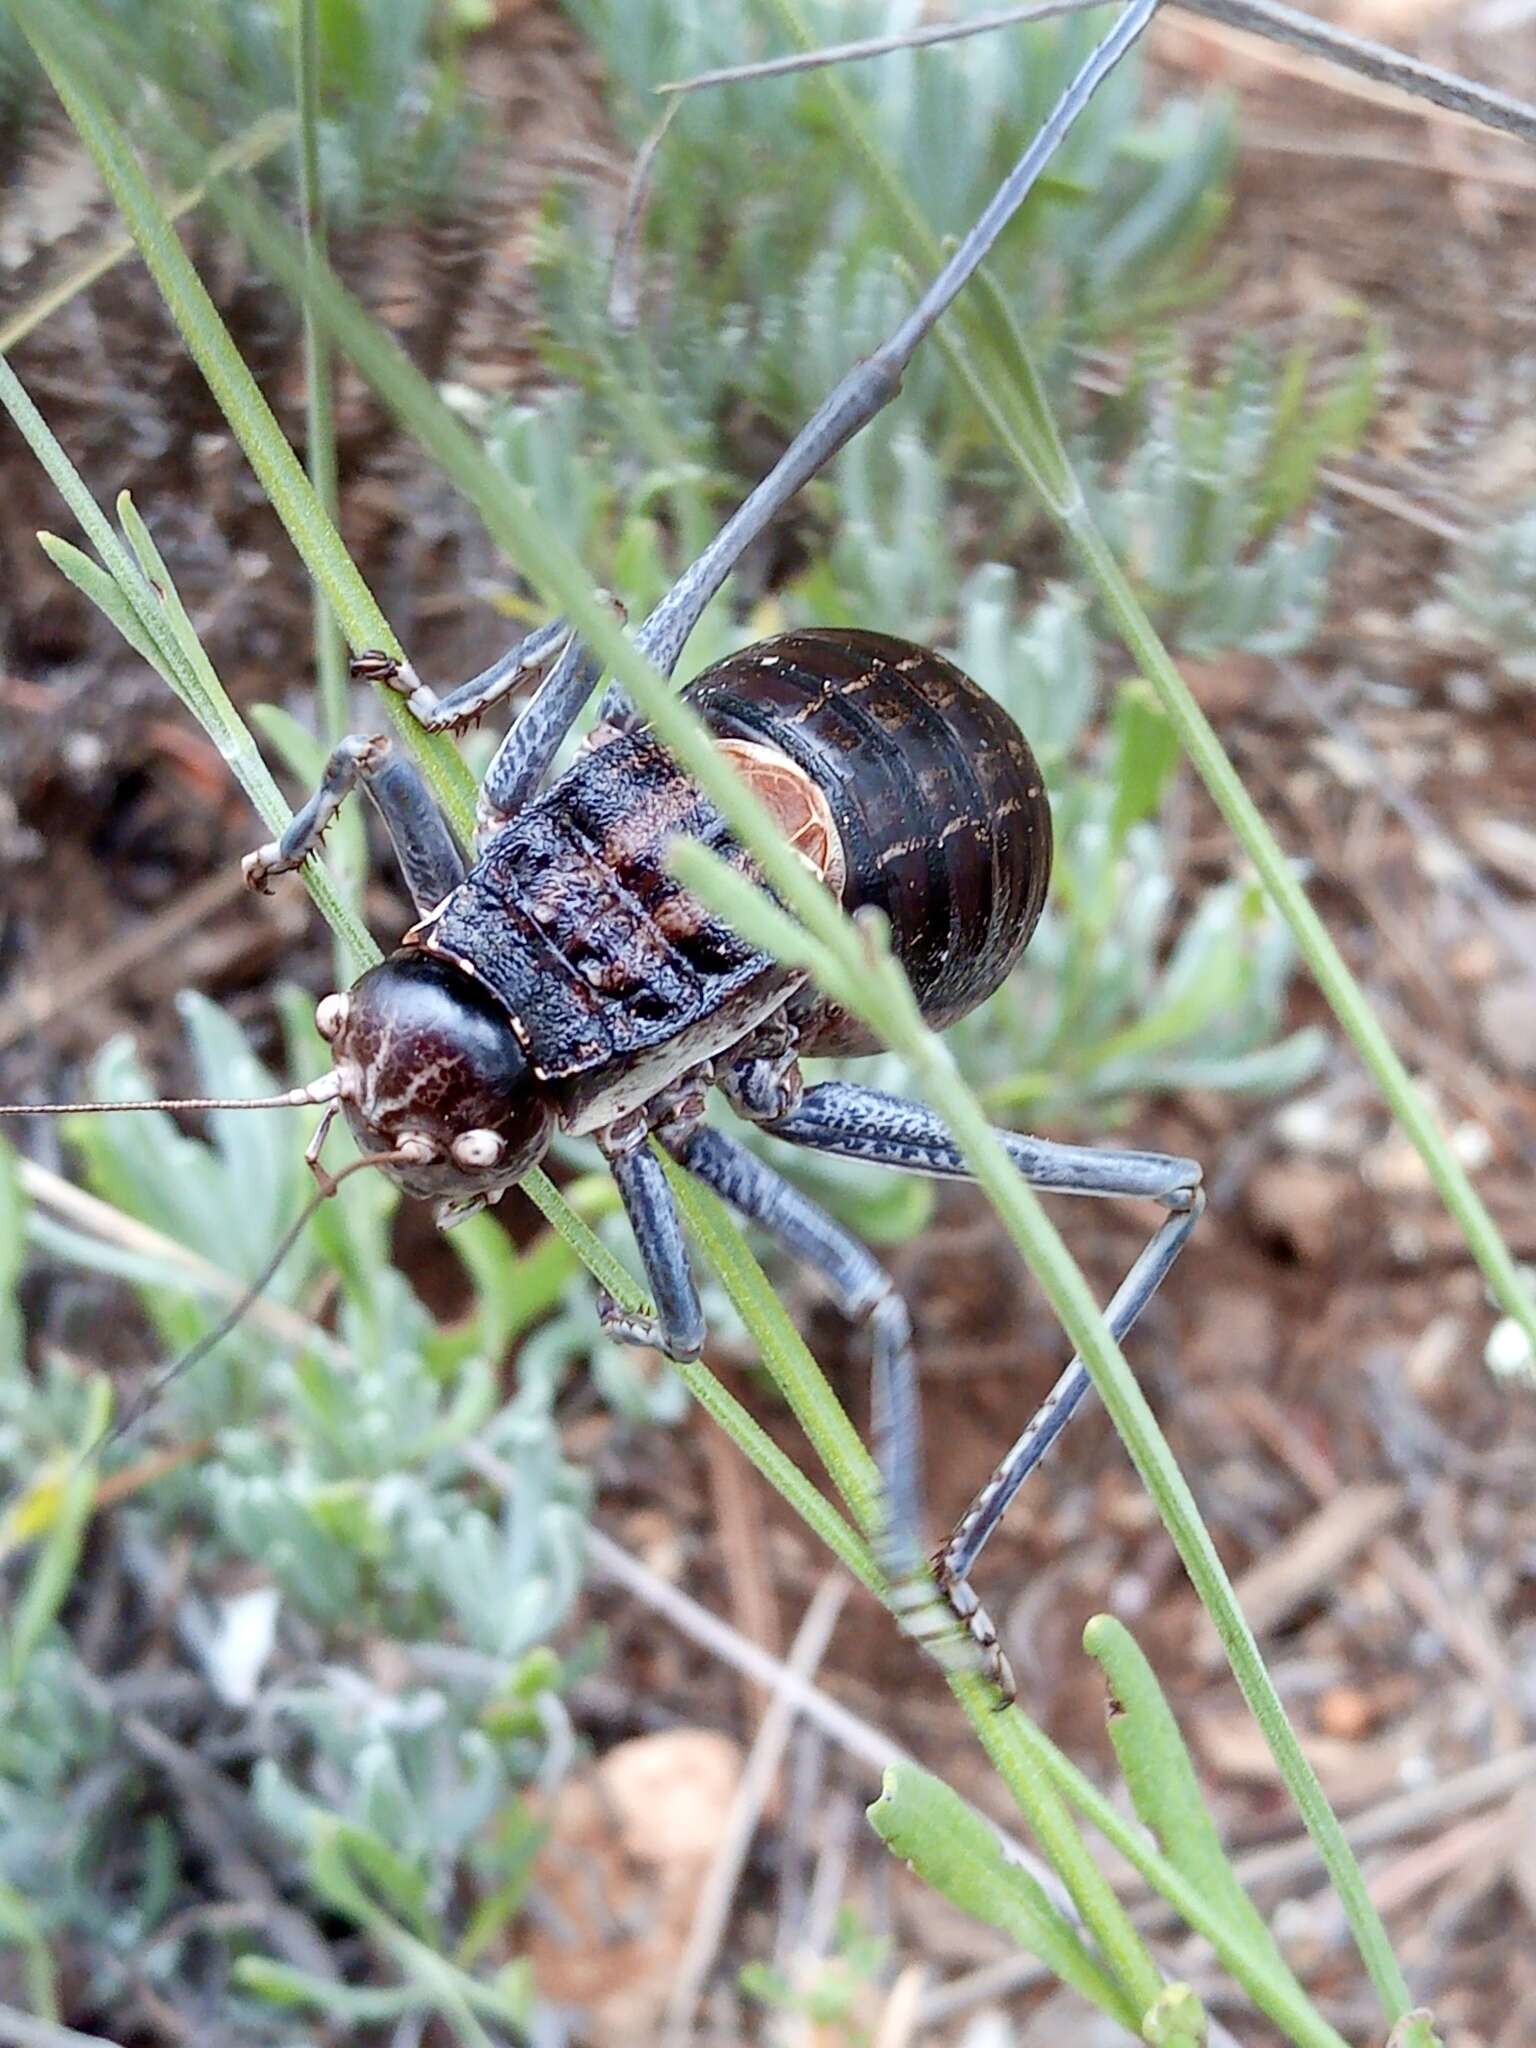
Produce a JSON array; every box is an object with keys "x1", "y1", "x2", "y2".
[
  {"x1": 670, "y1": 1353, "x2": 883, "y2": 1597},
  {"x1": 292, "y1": 0, "x2": 358, "y2": 983},
  {"x1": 1070, "y1": 507, "x2": 1534, "y2": 1352},
  {"x1": 14, "y1": 0, "x2": 476, "y2": 842},
  {"x1": 518, "y1": 1168, "x2": 650, "y2": 1320},
  {"x1": 664, "y1": 1157, "x2": 884, "y2": 1538},
  {"x1": 950, "y1": 1669, "x2": 1165, "y2": 2026},
  {"x1": 290, "y1": 0, "x2": 362, "y2": 991},
  {"x1": 0, "y1": 352, "x2": 374, "y2": 973},
  {"x1": 1025, "y1": 1722, "x2": 1352, "y2": 2048},
  {"x1": 876, "y1": 960, "x2": 1416, "y2": 2024},
  {"x1": 294, "y1": 0, "x2": 345, "y2": 749}
]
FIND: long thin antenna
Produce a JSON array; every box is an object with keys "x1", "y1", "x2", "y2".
[
  {"x1": 655, "y1": 0, "x2": 1536, "y2": 150},
  {"x1": 79, "y1": 1144, "x2": 409, "y2": 1459},
  {"x1": 102, "y1": 1189, "x2": 329, "y2": 1447},
  {"x1": 0, "y1": 1074, "x2": 344, "y2": 1118}
]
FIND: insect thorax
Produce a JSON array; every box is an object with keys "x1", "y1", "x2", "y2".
[{"x1": 406, "y1": 728, "x2": 799, "y2": 1133}]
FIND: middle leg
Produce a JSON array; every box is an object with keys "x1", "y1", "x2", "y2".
[
  {"x1": 668, "y1": 1121, "x2": 1015, "y2": 1694},
  {"x1": 763, "y1": 1081, "x2": 1204, "y2": 1649}
]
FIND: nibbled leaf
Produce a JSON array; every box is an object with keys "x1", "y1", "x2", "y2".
[
  {"x1": 1144, "y1": 1981, "x2": 1208, "y2": 2046},
  {"x1": 1085, "y1": 1616, "x2": 1300, "y2": 1997},
  {"x1": 867, "y1": 1763, "x2": 1139, "y2": 2030}
]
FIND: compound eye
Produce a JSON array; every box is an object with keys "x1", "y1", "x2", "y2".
[
  {"x1": 394, "y1": 1132, "x2": 437, "y2": 1166},
  {"x1": 315, "y1": 992, "x2": 350, "y2": 1042},
  {"x1": 452, "y1": 1128, "x2": 506, "y2": 1172}
]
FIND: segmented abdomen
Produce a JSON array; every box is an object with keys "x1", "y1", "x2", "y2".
[{"x1": 685, "y1": 629, "x2": 1052, "y2": 1054}]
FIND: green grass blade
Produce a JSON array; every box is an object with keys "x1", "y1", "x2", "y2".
[
  {"x1": 293, "y1": 0, "x2": 346, "y2": 750},
  {"x1": 662, "y1": 1153, "x2": 883, "y2": 1537},
  {"x1": 37, "y1": 533, "x2": 166, "y2": 675},
  {"x1": 517, "y1": 1168, "x2": 651, "y2": 1321},
  {"x1": 0, "y1": 358, "x2": 373, "y2": 971},
  {"x1": 11, "y1": 0, "x2": 475, "y2": 840},
  {"x1": 293, "y1": 0, "x2": 361, "y2": 967},
  {"x1": 668, "y1": 1351, "x2": 883, "y2": 1598},
  {"x1": 962, "y1": 1684, "x2": 1354, "y2": 2048}
]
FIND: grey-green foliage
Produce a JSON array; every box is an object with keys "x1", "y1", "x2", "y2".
[
  {"x1": 1, "y1": 0, "x2": 479, "y2": 222},
  {"x1": 1078, "y1": 332, "x2": 1381, "y2": 656},
  {"x1": 1440, "y1": 497, "x2": 1536, "y2": 687},
  {"x1": 0, "y1": 999, "x2": 609, "y2": 2026},
  {"x1": 552, "y1": 0, "x2": 1232, "y2": 472}
]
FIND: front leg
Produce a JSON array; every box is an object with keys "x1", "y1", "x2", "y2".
[
  {"x1": 475, "y1": 636, "x2": 605, "y2": 842},
  {"x1": 601, "y1": 1140, "x2": 706, "y2": 1363},
  {"x1": 242, "y1": 732, "x2": 465, "y2": 913},
  {"x1": 353, "y1": 619, "x2": 570, "y2": 732}
]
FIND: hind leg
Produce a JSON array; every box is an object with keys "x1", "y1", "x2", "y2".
[{"x1": 763, "y1": 1081, "x2": 1203, "y2": 1688}]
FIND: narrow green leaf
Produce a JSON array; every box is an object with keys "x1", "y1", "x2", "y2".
[
  {"x1": 667, "y1": 840, "x2": 831, "y2": 982},
  {"x1": 10, "y1": 0, "x2": 476, "y2": 841},
  {"x1": 1084, "y1": 1617, "x2": 1301, "y2": 1996},
  {"x1": 953, "y1": 259, "x2": 1076, "y2": 513},
  {"x1": 648, "y1": 1353, "x2": 882, "y2": 1597},
  {"x1": 0, "y1": 360, "x2": 375, "y2": 970},
  {"x1": 867, "y1": 1763, "x2": 1140, "y2": 2031},
  {"x1": 519, "y1": 1168, "x2": 651, "y2": 1321},
  {"x1": 292, "y1": 0, "x2": 357, "y2": 983},
  {"x1": 330, "y1": 1822, "x2": 432, "y2": 1939},
  {"x1": 36, "y1": 533, "x2": 169, "y2": 677}
]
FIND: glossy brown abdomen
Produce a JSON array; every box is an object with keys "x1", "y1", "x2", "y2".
[{"x1": 685, "y1": 629, "x2": 1052, "y2": 1054}]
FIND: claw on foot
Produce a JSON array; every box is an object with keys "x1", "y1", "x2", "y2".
[
  {"x1": 349, "y1": 649, "x2": 407, "y2": 689},
  {"x1": 351, "y1": 649, "x2": 445, "y2": 726},
  {"x1": 597, "y1": 1293, "x2": 702, "y2": 1363},
  {"x1": 241, "y1": 847, "x2": 280, "y2": 895}
]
